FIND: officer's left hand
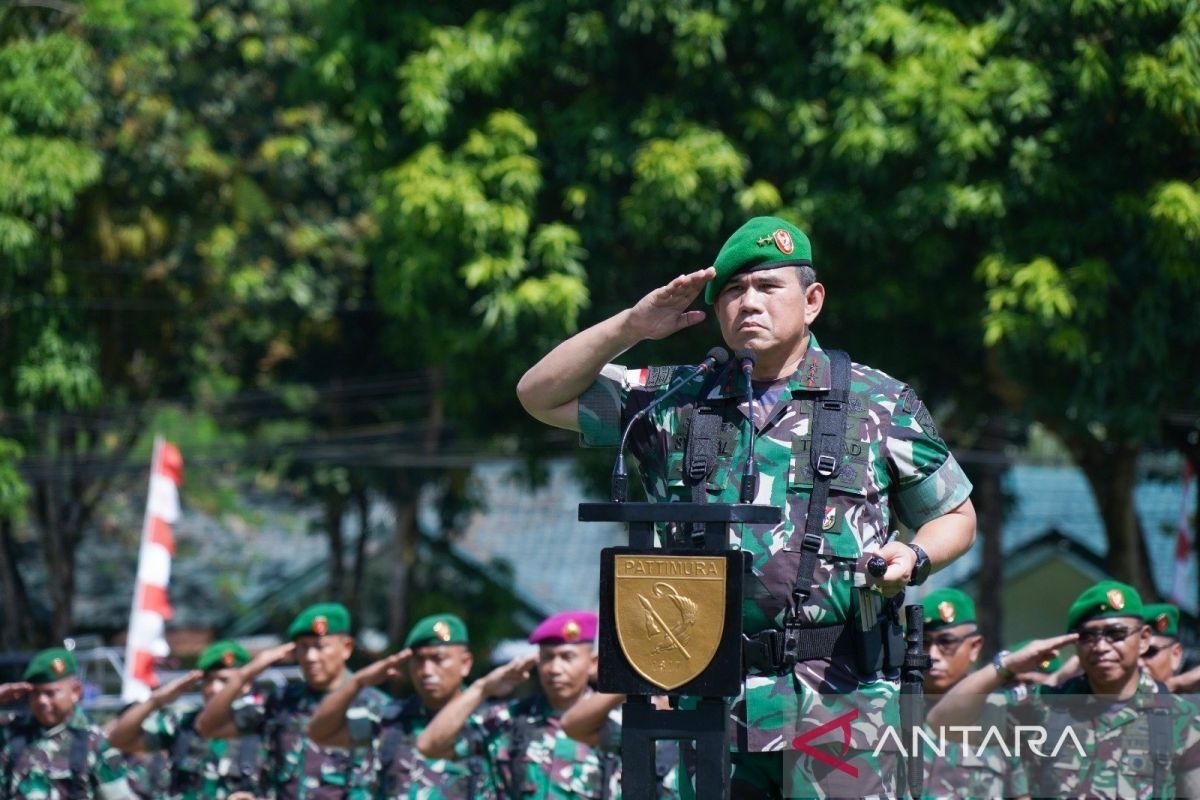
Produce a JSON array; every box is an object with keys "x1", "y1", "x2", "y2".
[{"x1": 872, "y1": 541, "x2": 916, "y2": 597}]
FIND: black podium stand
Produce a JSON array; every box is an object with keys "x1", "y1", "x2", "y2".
[{"x1": 579, "y1": 501, "x2": 781, "y2": 800}]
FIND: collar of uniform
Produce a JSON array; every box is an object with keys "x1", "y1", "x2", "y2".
[{"x1": 706, "y1": 333, "x2": 830, "y2": 400}]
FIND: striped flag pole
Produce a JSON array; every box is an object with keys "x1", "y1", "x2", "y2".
[
  {"x1": 121, "y1": 436, "x2": 183, "y2": 702},
  {"x1": 1170, "y1": 461, "x2": 1194, "y2": 607}
]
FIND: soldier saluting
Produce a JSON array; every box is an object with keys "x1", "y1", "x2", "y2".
[
  {"x1": 0, "y1": 647, "x2": 135, "y2": 800},
  {"x1": 517, "y1": 216, "x2": 977, "y2": 796}
]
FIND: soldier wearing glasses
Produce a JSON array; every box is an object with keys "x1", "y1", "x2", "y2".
[
  {"x1": 1141, "y1": 603, "x2": 1185, "y2": 687},
  {"x1": 919, "y1": 589, "x2": 1029, "y2": 800},
  {"x1": 929, "y1": 580, "x2": 1200, "y2": 798}
]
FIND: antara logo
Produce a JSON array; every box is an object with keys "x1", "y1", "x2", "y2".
[{"x1": 791, "y1": 709, "x2": 859, "y2": 777}]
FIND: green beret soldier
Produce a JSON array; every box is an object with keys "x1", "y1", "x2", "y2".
[
  {"x1": 195, "y1": 602, "x2": 389, "y2": 800},
  {"x1": 418, "y1": 611, "x2": 621, "y2": 799},
  {"x1": 518, "y1": 216, "x2": 977, "y2": 795},
  {"x1": 0, "y1": 648, "x2": 136, "y2": 799},
  {"x1": 930, "y1": 580, "x2": 1200, "y2": 798},
  {"x1": 107, "y1": 640, "x2": 265, "y2": 799},
  {"x1": 307, "y1": 613, "x2": 493, "y2": 799},
  {"x1": 916, "y1": 589, "x2": 1028, "y2": 799},
  {"x1": 1141, "y1": 602, "x2": 1185, "y2": 685}
]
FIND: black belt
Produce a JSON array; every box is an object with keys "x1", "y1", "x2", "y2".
[{"x1": 742, "y1": 623, "x2": 855, "y2": 675}]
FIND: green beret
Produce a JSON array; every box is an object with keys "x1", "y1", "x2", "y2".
[
  {"x1": 286, "y1": 602, "x2": 351, "y2": 640},
  {"x1": 1065, "y1": 580, "x2": 1144, "y2": 633},
  {"x1": 920, "y1": 588, "x2": 977, "y2": 631},
  {"x1": 704, "y1": 216, "x2": 813, "y2": 304},
  {"x1": 197, "y1": 640, "x2": 250, "y2": 672},
  {"x1": 23, "y1": 648, "x2": 77, "y2": 684},
  {"x1": 403, "y1": 613, "x2": 469, "y2": 649},
  {"x1": 1010, "y1": 639, "x2": 1064, "y2": 674},
  {"x1": 1142, "y1": 603, "x2": 1179, "y2": 638}
]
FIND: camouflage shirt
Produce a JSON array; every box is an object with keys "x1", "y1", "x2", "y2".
[
  {"x1": 579, "y1": 333, "x2": 972, "y2": 751},
  {"x1": 347, "y1": 693, "x2": 492, "y2": 800},
  {"x1": 141, "y1": 704, "x2": 265, "y2": 799},
  {"x1": 231, "y1": 677, "x2": 389, "y2": 800},
  {"x1": 1007, "y1": 668, "x2": 1200, "y2": 799},
  {"x1": 921, "y1": 693, "x2": 1028, "y2": 799},
  {"x1": 0, "y1": 707, "x2": 135, "y2": 800},
  {"x1": 459, "y1": 694, "x2": 621, "y2": 799}
]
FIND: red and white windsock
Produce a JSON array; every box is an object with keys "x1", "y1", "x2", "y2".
[
  {"x1": 121, "y1": 437, "x2": 183, "y2": 702},
  {"x1": 1170, "y1": 461, "x2": 1194, "y2": 607}
]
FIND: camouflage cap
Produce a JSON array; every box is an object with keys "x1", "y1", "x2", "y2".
[
  {"x1": 23, "y1": 647, "x2": 78, "y2": 684},
  {"x1": 920, "y1": 588, "x2": 977, "y2": 632},
  {"x1": 704, "y1": 216, "x2": 814, "y2": 304},
  {"x1": 1065, "y1": 580, "x2": 1144, "y2": 633},
  {"x1": 286, "y1": 602, "x2": 351, "y2": 640},
  {"x1": 1142, "y1": 602, "x2": 1180, "y2": 639},
  {"x1": 404, "y1": 613, "x2": 469, "y2": 649},
  {"x1": 196, "y1": 640, "x2": 250, "y2": 672},
  {"x1": 1010, "y1": 639, "x2": 1065, "y2": 674},
  {"x1": 529, "y1": 610, "x2": 597, "y2": 646}
]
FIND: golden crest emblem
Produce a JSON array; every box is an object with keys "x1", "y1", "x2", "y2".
[
  {"x1": 938, "y1": 601, "x2": 956, "y2": 624},
  {"x1": 51, "y1": 658, "x2": 66, "y2": 675},
  {"x1": 822, "y1": 505, "x2": 837, "y2": 531},
  {"x1": 615, "y1": 555, "x2": 725, "y2": 690},
  {"x1": 434, "y1": 620, "x2": 452, "y2": 642},
  {"x1": 562, "y1": 621, "x2": 582, "y2": 642},
  {"x1": 1156, "y1": 613, "x2": 1169, "y2": 633},
  {"x1": 312, "y1": 615, "x2": 329, "y2": 635},
  {"x1": 1106, "y1": 589, "x2": 1125, "y2": 611},
  {"x1": 221, "y1": 650, "x2": 236, "y2": 667}
]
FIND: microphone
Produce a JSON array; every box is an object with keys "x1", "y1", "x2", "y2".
[
  {"x1": 735, "y1": 349, "x2": 759, "y2": 503},
  {"x1": 611, "y1": 347, "x2": 731, "y2": 502}
]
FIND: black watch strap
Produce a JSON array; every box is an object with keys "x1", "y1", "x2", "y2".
[{"x1": 907, "y1": 543, "x2": 931, "y2": 586}]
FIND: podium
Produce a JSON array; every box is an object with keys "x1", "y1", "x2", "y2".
[{"x1": 579, "y1": 501, "x2": 781, "y2": 800}]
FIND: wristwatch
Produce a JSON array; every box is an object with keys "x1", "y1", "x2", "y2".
[
  {"x1": 992, "y1": 649, "x2": 1014, "y2": 682},
  {"x1": 906, "y1": 542, "x2": 931, "y2": 586}
]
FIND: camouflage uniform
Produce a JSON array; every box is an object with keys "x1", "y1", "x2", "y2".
[
  {"x1": 231, "y1": 678, "x2": 388, "y2": 800},
  {"x1": 461, "y1": 693, "x2": 621, "y2": 799},
  {"x1": 921, "y1": 695, "x2": 1029, "y2": 799},
  {"x1": 579, "y1": 333, "x2": 972, "y2": 795},
  {"x1": 140, "y1": 704, "x2": 265, "y2": 799},
  {"x1": 1007, "y1": 668, "x2": 1200, "y2": 799},
  {"x1": 347, "y1": 693, "x2": 492, "y2": 800},
  {"x1": 0, "y1": 706, "x2": 135, "y2": 800}
]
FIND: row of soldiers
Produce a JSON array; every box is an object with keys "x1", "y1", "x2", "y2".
[
  {"x1": 0, "y1": 603, "x2": 627, "y2": 800},
  {"x1": 3, "y1": 582, "x2": 1200, "y2": 800}
]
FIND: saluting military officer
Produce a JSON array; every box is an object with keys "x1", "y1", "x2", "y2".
[
  {"x1": 517, "y1": 216, "x2": 977, "y2": 796},
  {"x1": 0, "y1": 648, "x2": 135, "y2": 800},
  {"x1": 1141, "y1": 603, "x2": 1185, "y2": 686},
  {"x1": 195, "y1": 603, "x2": 388, "y2": 800},
  {"x1": 107, "y1": 640, "x2": 264, "y2": 799},
  {"x1": 418, "y1": 610, "x2": 622, "y2": 799},
  {"x1": 919, "y1": 588, "x2": 1029, "y2": 800},
  {"x1": 307, "y1": 612, "x2": 492, "y2": 799},
  {"x1": 929, "y1": 580, "x2": 1200, "y2": 798}
]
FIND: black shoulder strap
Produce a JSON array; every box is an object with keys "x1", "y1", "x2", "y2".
[
  {"x1": 67, "y1": 728, "x2": 90, "y2": 800},
  {"x1": 1037, "y1": 702, "x2": 1073, "y2": 797},
  {"x1": 377, "y1": 724, "x2": 405, "y2": 798},
  {"x1": 787, "y1": 349, "x2": 851, "y2": 607},
  {"x1": 4, "y1": 730, "x2": 28, "y2": 798},
  {"x1": 507, "y1": 708, "x2": 534, "y2": 800},
  {"x1": 235, "y1": 733, "x2": 261, "y2": 789},
  {"x1": 168, "y1": 727, "x2": 196, "y2": 793},
  {"x1": 1148, "y1": 682, "x2": 1173, "y2": 800}
]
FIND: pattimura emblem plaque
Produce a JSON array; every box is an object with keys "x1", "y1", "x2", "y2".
[{"x1": 614, "y1": 555, "x2": 726, "y2": 690}]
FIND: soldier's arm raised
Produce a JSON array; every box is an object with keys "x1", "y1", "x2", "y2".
[
  {"x1": 560, "y1": 692, "x2": 624, "y2": 746},
  {"x1": 107, "y1": 670, "x2": 202, "y2": 753},
  {"x1": 927, "y1": 635, "x2": 1077, "y2": 728},
  {"x1": 195, "y1": 642, "x2": 294, "y2": 738},
  {"x1": 516, "y1": 267, "x2": 715, "y2": 431},
  {"x1": 308, "y1": 650, "x2": 409, "y2": 747},
  {"x1": 417, "y1": 655, "x2": 537, "y2": 759}
]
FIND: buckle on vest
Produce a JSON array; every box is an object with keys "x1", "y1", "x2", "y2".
[{"x1": 815, "y1": 453, "x2": 837, "y2": 476}]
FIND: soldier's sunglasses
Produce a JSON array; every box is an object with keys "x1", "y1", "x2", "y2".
[
  {"x1": 1142, "y1": 643, "x2": 1167, "y2": 659},
  {"x1": 923, "y1": 628, "x2": 979, "y2": 655},
  {"x1": 1075, "y1": 625, "x2": 1139, "y2": 646}
]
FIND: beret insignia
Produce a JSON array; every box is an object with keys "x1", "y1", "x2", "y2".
[
  {"x1": 562, "y1": 621, "x2": 581, "y2": 643},
  {"x1": 51, "y1": 658, "x2": 66, "y2": 676},
  {"x1": 772, "y1": 228, "x2": 795, "y2": 255},
  {"x1": 221, "y1": 650, "x2": 236, "y2": 667},
  {"x1": 1106, "y1": 589, "x2": 1125, "y2": 611},
  {"x1": 433, "y1": 620, "x2": 452, "y2": 642},
  {"x1": 938, "y1": 601, "x2": 956, "y2": 624},
  {"x1": 1156, "y1": 613, "x2": 1169, "y2": 633},
  {"x1": 313, "y1": 615, "x2": 329, "y2": 636}
]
